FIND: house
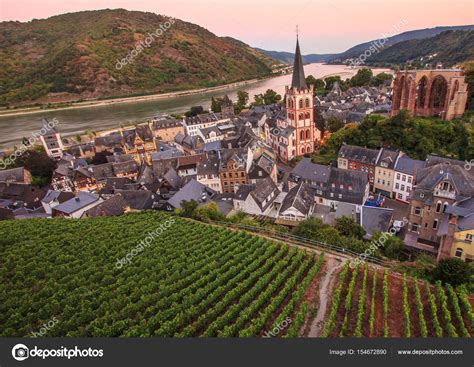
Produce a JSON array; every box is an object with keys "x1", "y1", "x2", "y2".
[
  {"x1": 0, "y1": 167, "x2": 31, "y2": 184},
  {"x1": 438, "y1": 198, "x2": 474, "y2": 262},
  {"x1": 167, "y1": 179, "x2": 216, "y2": 210},
  {"x1": 219, "y1": 148, "x2": 253, "y2": 193},
  {"x1": 52, "y1": 191, "x2": 102, "y2": 218},
  {"x1": 278, "y1": 182, "x2": 315, "y2": 221},
  {"x1": 94, "y1": 132, "x2": 124, "y2": 153},
  {"x1": 233, "y1": 176, "x2": 280, "y2": 216},
  {"x1": 393, "y1": 155, "x2": 425, "y2": 202},
  {"x1": 405, "y1": 157, "x2": 474, "y2": 256},
  {"x1": 115, "y1": 190, "x2": 157, "y2": 210},
  {"x1": 41, "y1": 190, "x2": 75, "y2": 215},
  {"x1": 360, "y1": 206, "x2": 394, "y2": 238},
  {"x1": 39, "y1": 119, "x2": 64, "y2": 160},
  {"x1": 197, "y1": 154, "x2": 222, "y2": 193},
  {"x1": 374, "y1": 148, "x2": 401, "y2": 197},
  {"x1": 83, "y1": 194, "x2": 129, "y2": 218},
  {"x1": 289, "y1": 158, "x2": 369, "y2": 211},
  {"x1": 174, "y1": 133, "x2": 205, "y2": 155},
  {"x1": 0, "y1": 183, "x2": 46, "y2": 210},
  {"x1": 150, "y1": 116, "x2": 185, "y2": 142},
  {"x1": 337, "y1": 145, "x2": 380, "y2": 190},
  {"x1": 176, "y1": 154, "x2": 207, "y2": 177},
  {"x1": 122, "y1": 124, "x2": 157, "y2": 165},
  {"x1": 248, "y1": 153, "x2": 277, "y2": 185}
]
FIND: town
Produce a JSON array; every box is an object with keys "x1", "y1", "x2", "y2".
[{"x1": 0, "y1": 36, "x2": 472, "y2": 268}]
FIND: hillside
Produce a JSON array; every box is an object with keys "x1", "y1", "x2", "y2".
[
  {"x1": 364, "y1": 30, "x2": 474, "y2": 66},
  {"x1": 256, "y1": 48, "x2": 336, "y2": 64},
  {"x1": 329, "y1": 25, "x2": 474, "y2": 63},
  {"x1": 0, "y1": 9, "x2": 277, "y2": 106},
  {"x1": 1, "y1": 211, "x2": 473, "y2": 337}
]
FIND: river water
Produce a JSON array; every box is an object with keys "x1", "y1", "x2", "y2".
[{"x1": 0, "y1": 64, "x2": 390, "y2": 148}]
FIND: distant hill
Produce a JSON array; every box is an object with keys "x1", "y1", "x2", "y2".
[
  {"x1": 364, "y1": 30, "x2": 474, "y2": 66},
  {"x1": 256, "y1": 48, "x2": 336, "y2": 64},
  {"x1": 330, "y1": 25, "x2": 474, "y2": 63},
  {"x1": 0, "y1": 9, "x2": 279, "y2": 106}
]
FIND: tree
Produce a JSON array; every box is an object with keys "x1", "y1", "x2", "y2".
[
  {"x1": 179, "y1": 200, "x2": 199, "y2": 218},
  {"x1": 335, "y1": 216, "x2": 366, "y2": 240},
  {"x1": 237, "y1": 90, "x2": 249, "y2": 107},
  {"x1": 372, "y1": 72, "x2": 393, "y2": 87},
  {"x1": 194, "y1": 202, "x2": 224, "y2": 221},
  {"x1": 305, "y1": 75, "x2": 325, "y2": 95},
  {"x1": 254, "y1": 89, "x2": 281, "y2": 106},
  {"x1": 184, "y1": 106, "x2": 204, "y2": 117},
  {"x1": 350, "y1": 68, "x2": 373, "y2": 87},
  {"x1": 326, "y1": 116, "x2": 345, "y2": 133},
  {"x1": 433, "y1": 258, "x2": 472, "y2": 286},
  {"x1": 211, "y1": 97, "x2": 222, "y2": 113},
  {"x1": 13, "y1": 149, "x2": 55, "y2": 186}
]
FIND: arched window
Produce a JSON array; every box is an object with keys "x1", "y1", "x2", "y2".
[
  {"x1": 301, "y1": 147, "x2": 305, "y2": 154},
  {"x1": 299, "y1": 113, "x2": 304, "y2": 120},
  {"x1": 455, "y1": 248, "x2": 463, "y2": 258},
  {"x1": 300, "y1": 130, "x2": 304, "y2": 140},
  {"x1": 436, "y1": 201, "x2": 442, "y2": 213},
  {"x1": 305, "y1": 112, "x2": 310, "y2": 119},
  {"x1": 305, "y1": 98, "x2": 310, "y2": 108},
  {"x1": 289, "y1": 99, "x2": 294, "y2": 109},
  {"x1": 299, "y1": 99, "x2": 303, "y2": 108},
  {"x1": 443, "y1": 202, "x2": 448, "y2": 213},
  {"x1": 306, "y1": 146, "x2": 311, "y2": 153},
  {"x1": 306, "y1": 129, "x2": 310, "y2": 140}
]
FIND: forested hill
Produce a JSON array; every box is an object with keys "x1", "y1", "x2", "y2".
[
  {"x1": 0, "y1": 9, "x2": 279, "y2": 106},
  {"x1": 365, "y1": 30, "x2": 474, "y2": 66}
]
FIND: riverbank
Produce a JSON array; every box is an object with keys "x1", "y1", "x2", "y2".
[{"x1": 0, "y1": 77, "x2": 271, "y2": 118}]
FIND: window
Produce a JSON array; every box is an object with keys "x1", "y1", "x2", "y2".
[
  {"x1": 299, "y1": 99, "x2": 303, "y2": 108},
  {"x1": 411, "y1": 223, "x2": 419, "y2": 232},
  {"x1": 442, "y1": 182, "x2": 450, "y2": 191},
  {"x1": 401, "y1": 185, "x2": 405, "y2": 191},
  {"x1": 396, "y1": 173, "x2": 401, "y2": 180},
  {"x1": 305, "y1": 98, "x2": 310, "y2": 108},
  {"x1": 424, "y1": 222, "x2": 428, "y2": 228},
  {"x1": 408, "y1": 177, "x2": 412, "y2": 183},
  {"x1": 436, "y1": 201, "x2": 442, "y2": 213},
  {"x1": 397, "y1": 193, "x2": 403, "y2": 199},
  {"x1": 455, "y1": 248, "x2": 463, "y2": 258},
  {"x1": 465, "y1": 234, "x2": 473, "y2": 243},
  {"x1": 402, "y1": 175, "x2": 406, "y2": 181},
  {"x1": 395, "y1": 183, "x2": 399, "y2": 189},
  {"x1": 414, "y1": 207, "x2": 422, "y2": 216},
  {"x1": 443, "y1": 202, "x2": 448, "y2": 213},
  {"x1": 433, "y1": 219, "x2": 438, "y2": 229}
]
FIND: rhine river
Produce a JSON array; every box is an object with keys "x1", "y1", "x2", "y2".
[{"x1": 0, "y1": 64, "x2": 391, "y2": 148}]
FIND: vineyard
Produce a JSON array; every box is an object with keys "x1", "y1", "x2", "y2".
[
  {"x1": 322, "y1": 263, "x2": 474, "y2": 337},
  {"x1": 0, "y1": 212, "x2": 324, "y2": 337},
  {"x1": 1, "y1": 211, "x2": 473, "y2": 338}
]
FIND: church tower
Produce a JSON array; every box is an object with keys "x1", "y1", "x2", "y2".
[{"x1": 285, "y1": 36, "x2": 317, "y2": 156}]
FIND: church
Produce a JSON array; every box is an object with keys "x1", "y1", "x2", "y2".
[{"x1": 264, "y1": 36, "x2": 321, "y2": 163}]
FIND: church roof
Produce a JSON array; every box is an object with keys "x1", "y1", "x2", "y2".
[{"x1": 291, "y1": 38, "x2": 307, "y2": 89}]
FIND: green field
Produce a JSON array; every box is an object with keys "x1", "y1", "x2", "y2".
[{"x1": 0, "y1": 212, "x2": 323, "y2": 337}]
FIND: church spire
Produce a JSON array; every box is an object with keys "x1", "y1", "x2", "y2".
[{"x1": 291, "y1": 35, "x2": 307, "y2": 89}]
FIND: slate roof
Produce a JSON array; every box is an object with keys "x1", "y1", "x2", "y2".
[
  {"x1": 360, "y1": 206, "x2": 394, "y2": 237},
  {"x1": 197, "y1": 155, "x2": 220, "y2": 176},
  {"x1": 115, "y1": 190, "x2": 156, "y2": 210},
  {"x1": 289, "y1": 158, "x2": 331, "y2": 184},
  {"x1": 53, "y1": 191, "x2": 100, "y2": 214},
  {"x1": 338, "y1": 145, "x2": 379, "y2": 165},
  {"x1": 279, "y1": 182, "x2": 314, "y2": 216},
  {"x1": 41, "y1": 190, "x2": 75, "y2": 204},
  {"x1": 167, "y1": 179, "x2": 216, "y2": 209},
  {"x1": 163, "y1": 168, "x2": 181, "y2": 190},
  {"x1": 84, "y1": 194, "x2": 128, "y2": 217},
  {"x1": 250, "y1": 176, "x2": 280, "y2": 212},
  {"x1": 394, "y1": 155, "x2": 425, "y2": 176},
  {"x1": 291, "y1": 38, "x2": 307, "y2": 89},
  {"x1": 0, "y1": 183, "x2": 46, "y2": 209},
  {"x1": 376, "y1": 148, "x2": 400, "y2": 169},
  {"x1": 0, "y1": 167, "x2": 27, "y2": 183}
]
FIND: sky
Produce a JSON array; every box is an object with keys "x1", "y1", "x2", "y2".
[{"x1": 0, "y1": 0, "x2": 473, "y2": 53}]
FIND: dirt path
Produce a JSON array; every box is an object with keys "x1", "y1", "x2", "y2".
[{"x1": 308, "y1": 258, "x2": 345, "y2": 337}]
